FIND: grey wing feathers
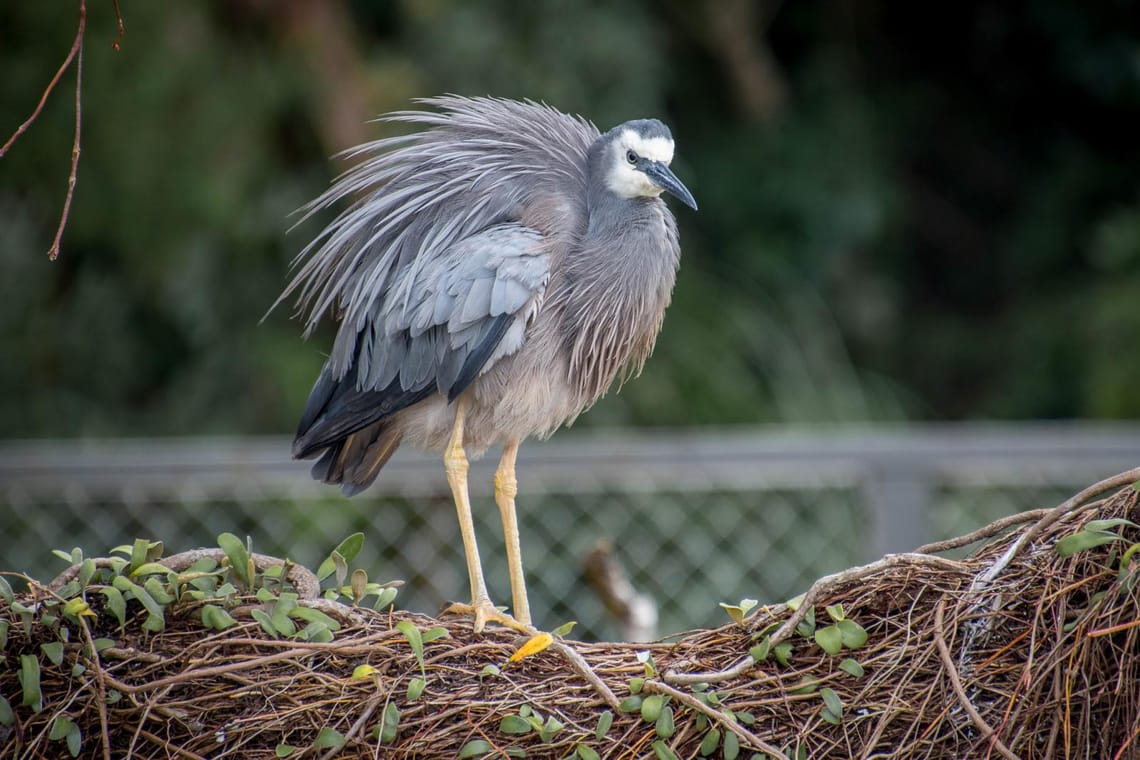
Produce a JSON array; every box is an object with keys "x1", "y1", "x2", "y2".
[
  {"x1": 293, "y1": 223, "x2": 549, "y2": 459},
  {"x1": 373, "y1": 223, "x2": 548, "y2": 397}
]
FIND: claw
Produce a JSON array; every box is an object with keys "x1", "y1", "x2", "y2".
[{"x1": 445, "y1": 599, "x2": 535, "y2": 634}]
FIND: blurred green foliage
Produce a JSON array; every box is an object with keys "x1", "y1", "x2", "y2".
[{"x1": 1, "y1": 0, "x2": 1138, "y2": 437}]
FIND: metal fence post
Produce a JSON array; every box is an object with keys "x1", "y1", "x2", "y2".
[{"x1": 863, "y1": 463, "x2": 932, "y2": 560}]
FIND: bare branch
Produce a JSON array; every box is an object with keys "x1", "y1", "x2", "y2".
[{"x1": 0, "y1": 0, "x2": 87, "y2": 159}]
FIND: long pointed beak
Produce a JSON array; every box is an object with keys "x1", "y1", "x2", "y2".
[{"x1": 645, "y1": 161, "x2": 698, "y2": 210}]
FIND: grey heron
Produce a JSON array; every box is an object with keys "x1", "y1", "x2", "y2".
[{"x1": 282, "y1": 96, "x2": 696, "y2": 632}]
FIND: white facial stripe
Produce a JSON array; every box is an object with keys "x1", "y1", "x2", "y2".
[
  {"x1": 607, "y1": 163, "x2": 662, "y2": 199},
  {"x1": 606, "y1": 129, "x2": 677, "y2": 199},
  {"x1": 620, "y1": 129, "x2": 675, "y2": 163}
]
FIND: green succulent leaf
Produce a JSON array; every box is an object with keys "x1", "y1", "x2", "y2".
[
  {"x1": 699, "y1": 728, "x2": 721, "y2": 756},
  {"x1": 380, "y1": 701, "x2": 400, "y2": 744},
  {"x1": 723, "y1": 731, "x2": 740, "y2": 760},
  {"x1": 459, "y1": 740, "x2": 493, "y2": 758},
  {"x1": 790, "y1": 676, "x2": 819, "y2": 694},
  {"x1": 640, "y1": 694, "x2": 663, "y2": 722},
  {"x1": 815, "y1": 624, "x2": 843, "y2": 655},
  {"x1": 250, "y1": 608, "x2": 277, "y2": 637},
  {"x1": 552, "y1": 620, "x2": 577, "y2": 637},
  {"x1": 129, "y1": 539, "x2": 150, "y2": 573},
  {"x1": 1086, "y1": 518, "x2": 1138, "y2": 532},
  {"x1": 538, "y1": 715, "x2": 564, "y2": 742},
  {"x1": 18, "y1": 654, "x2": 42, "y2": 712},
  {"x1": 396, "y1": 620, "x2": 425, "y2": 673},
  {"x1": 618, "y1": 695, "x2": 642, "y2": 712},
  {"x1": 41, "y1": 641, "x2": 64, "y2": 666},
  {"x1": 837, "y1": 619, "x2": 868, "y2": 649},
  {"x1": 50, "y1": 715, "x2": 75, "y2": 741},
  {"x1": 795, "y1": 607, "x2": 816, "y2": 637},
  {"x1": 577, "y1": 744, "x2": 601, "y2": 760},
  {"x1": 420, "y1": 626, "x2": 449, "y2": 644},
  {"x1": 655, "y1": 705, "x2": 675, "y2": 738},
  {"x1": 500, "y1": 714, "x2": 533, "y2": 734},
  {"x1": 1056, "y1": 529, "x2": 1123, "y2": 557},
  {"x1": 101, "y1": 586, "x2": 126, "y2": 627},
  {"x1": 217, "y1": 533, "x2": 252, "y2": 588},
  {"x1": 595, "y1": 709, "x2": 613, "y2": 740},
  {"x1": 821, "y1": 687, "x2": 843, "y2": 718},
  {"x1": 313, "y1": 727, "x2": 345, "y2": 748}
]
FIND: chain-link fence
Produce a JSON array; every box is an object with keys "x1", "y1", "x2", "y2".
[{"x1": 2, "y1": 426, "x2": 1137, "y2": 640}]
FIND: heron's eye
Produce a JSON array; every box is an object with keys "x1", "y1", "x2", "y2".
[{"x1": 626, "y1": 150, "x2": 638, "y2": 165}]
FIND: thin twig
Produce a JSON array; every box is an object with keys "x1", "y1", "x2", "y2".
[
  {"x1": 551, "y1": 640, "x2": 622, "y2": 711},
  {"x1": 78, "y1": 617, "x2": 113, "y2": 760},
  {"x1": 112, "y1": 646, "x2": 324, "y2": 693},
  {"x1": 1114, "y1": 723, "x2": 1140, "y2": 760},
  {"x1": 933, "y1": 600, "x2": 1020, "y2": 760},
  {"x1": 0, "y1": 1, "x2": 86, "y2": 158},
  {"x1": 134, "y1": 728, "x2": 209, "y2": 760},
  {"x1": 110, "y1": 0, "x2": 125, "y2": 51},
  {"x1": 128, "y1": 683, "x2": 175, "y2": 758},
  {"x1": 1087, "y1": 618, "x2": 1140, "y2": 639},
  {"x1": 47, "y1": 6, "x2": 84, "y2": 262},
  {"x1": 916, "y1": 509, "x2": 1050, "y2": 555},
  {"x1": 643, "y1": 679, "x2": 785, "y2": 757}
]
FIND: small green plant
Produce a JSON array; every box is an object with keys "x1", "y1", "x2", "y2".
[
  {"x1": 819, "y1": 686, "x2": 844, "y2": 725},
  {"x1": 393, "y1": 619, "x2": 447, "y2": 707},
  {"x1": 1056, "y1": 518, "x2": 1138, "y2": 558},
  {"x1": 317, "y1": 533, "x2": 401, "y2": 609},
  {"x1": 813, "y1": 604, "x2": 868, "y2": 655},
  {"x1": 0, "y1": 533, "x2": 401, "y2": 758},
  {"x1": 719, "y1": 597, "x2": 758, "y2": 625},
  {"x1": 497, "y1": 703, "x2": 565, "y2": 743}
]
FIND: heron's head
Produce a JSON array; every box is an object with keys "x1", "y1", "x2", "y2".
[{"x1": 601, "y1": 119, "x2": 697, "y2": 210}]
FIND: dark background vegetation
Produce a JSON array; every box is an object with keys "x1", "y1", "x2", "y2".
[{"x1": 3, "y1": 0, "x2": 1139, "y2": 439}]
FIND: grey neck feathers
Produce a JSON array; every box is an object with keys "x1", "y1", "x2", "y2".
[
  {"x1": 552, "y1": 137, "x2": 679, "y2": 406},
  {"x1": 584, "y1": 136, "x2": 654, "y2": 234}
]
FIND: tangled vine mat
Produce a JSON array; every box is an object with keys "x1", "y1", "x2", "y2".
[{"x1": 2, "y1": 468, "x2": 1139, "y2": 759}]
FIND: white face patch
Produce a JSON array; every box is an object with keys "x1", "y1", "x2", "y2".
[{"x1": 606, "y1": 129, "x2": 676, "y2": 199}]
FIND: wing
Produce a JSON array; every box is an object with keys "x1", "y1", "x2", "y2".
[
  {"x1": 292, "y1": 223, "x2": 549, "y2": 459},
  {"x1": 276, "y1": 96, "x2": 596, "y2": 384}
]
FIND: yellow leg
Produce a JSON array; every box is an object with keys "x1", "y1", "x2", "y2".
[
  {"x1": 442, "y1": 398, "x2": 530, "y2": 634},
  {"x1": 443, "y1": 397, "x2": 492, "y2": 629},
  {"x1": 495, "y1": 440, "x2": 531, "y2": 627}
]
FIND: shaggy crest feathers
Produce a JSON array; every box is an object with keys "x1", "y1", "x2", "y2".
[{"x1": 279, "y1": 96, "x2": 598, "y2": 385}]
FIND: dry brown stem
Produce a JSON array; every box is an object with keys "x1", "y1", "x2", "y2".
[{"x1": 932, "y1": 600, "x2": 1019, "y2": 760}]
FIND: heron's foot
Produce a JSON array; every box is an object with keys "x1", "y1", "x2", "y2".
[{"x1": 445, "y1": 598, "x2": 535, "y2": 634}]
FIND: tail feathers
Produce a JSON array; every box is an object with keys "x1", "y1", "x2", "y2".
[
  {"x1": 307, "y1": 421, "x2": 403, "y2": 497},
  {"x1": 292, "y1": 369, "x2": 432, "y2": 460}
]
